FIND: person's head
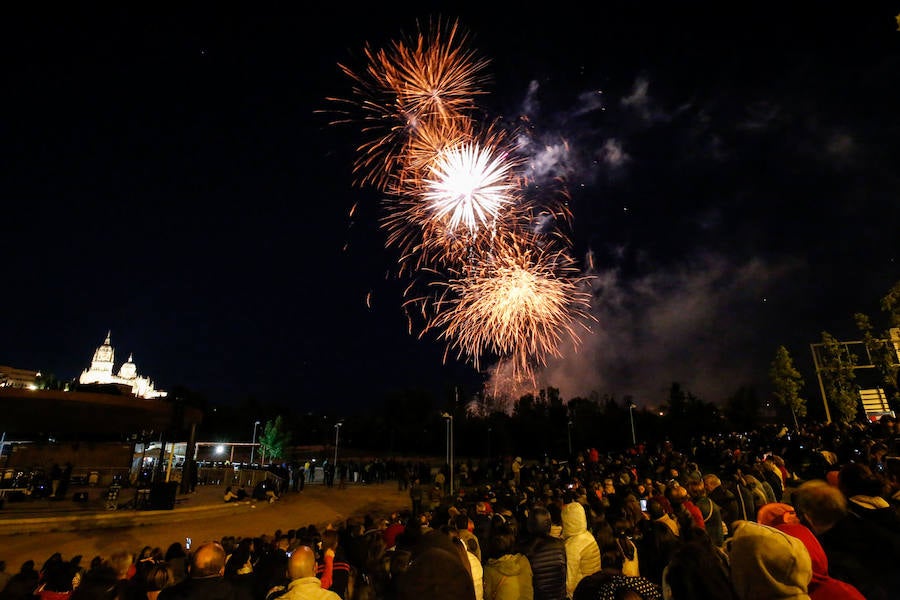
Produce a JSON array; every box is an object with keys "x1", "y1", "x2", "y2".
[
  {"x1": 527, "y1": 505, "x2": 552, "y2": 536},
  {"x1": 702, "y1": 473, "x2": 722, "y2": 494},
  {"x1": 726, "y1": 521, "x2": 812, "y2": 600},
  {"x1": 791, "y1": 480, "x2": 847, "y2": 535},
  {"x1": 287, "y1": 546, "x2": 317, "y2": 580},
  {"x1": 486, "y1": 523, "x2": 516, "y2": 560},
  {"x1": 105, "y1": 548, "x2": 133, "y2": 580},
  {"x1": 145, "y1": 563, "x2": 173, "y2": 596},
  {"x1": 665, "y1": 482, "x2": 688, "y2": 507},
  {"x1": 189, "y1": 542, "x2": 226, "y2": 578},
  {"x1": 686, "y1": 479, "x2": 706, "y2": 500},
  {"x1": 663, "y1": 538, "x2": 737, "y2": 600},
  {"x1": 837, "y1": 462, "x2": 885, "y2": 499}
]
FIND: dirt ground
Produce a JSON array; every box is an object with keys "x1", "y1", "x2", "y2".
[{"x1": 0, "y1": 482, "x2": 411, "y2": 570}]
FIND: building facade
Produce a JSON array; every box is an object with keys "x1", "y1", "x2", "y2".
[{"x1": 79, "y1": 332, "x2": 167, "y2": 399}]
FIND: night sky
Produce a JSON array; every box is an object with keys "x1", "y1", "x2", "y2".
[{"x1": 4, "y1": 4, "x2": 900, "y2": 414}]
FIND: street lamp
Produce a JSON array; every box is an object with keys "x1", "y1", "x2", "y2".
[
  {"x1": 626, "y1": 400, "x2": 637, "y2": 446},
  {"x1": 440, "y1": 412, "x2": 454, "y2": 496},
  {"x1": 250, "y1": 421, "x2": 261, "y2": 466},
  {"x1": 333, "y1": 421, "x2": 343, "y2": 467},
  {"x1": 567, "y1": 420, "x2": 573, "y2": 457}
]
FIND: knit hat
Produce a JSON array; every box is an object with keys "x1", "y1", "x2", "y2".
[
  {"x1": 727, "y1": 521, "x2": 812, "y2": 599},
  {"x1": 775, "y1": 523, "x2": 866, "y2": 600},
  {"x1": 757, "y1": 502, "x2": 800, "y2": 527}
]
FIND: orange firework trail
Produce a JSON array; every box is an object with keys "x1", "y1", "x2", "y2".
[{"x1": 324, "y1": 17, "x2": 491, "y2": 191}]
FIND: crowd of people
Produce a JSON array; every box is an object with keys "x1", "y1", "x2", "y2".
[{"x1": 1, "y1": 417, "x2": 899, "y2": 600}]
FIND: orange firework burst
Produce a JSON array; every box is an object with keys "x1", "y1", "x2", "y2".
[
  {"x1": 430, "y1": 238, "x2": 595, "y2": 380},
  {"x1": 325, "y1": 17, "x2": 491, "y2": 190}
]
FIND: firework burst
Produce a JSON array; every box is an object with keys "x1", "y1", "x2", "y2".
[
  {"x1": 422, "y1": 141, "x2": 517, "y2": 234},
  {"x1": 431, "y1": 239, "x2": 595, "y2": 381},
  {"x1": 324, "y1": 17, "x2": 491, "y2": 190}
]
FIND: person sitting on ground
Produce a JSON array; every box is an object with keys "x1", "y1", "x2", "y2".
[{"x1": 224, "y1": 486, "x2": 240, "y2": 503}]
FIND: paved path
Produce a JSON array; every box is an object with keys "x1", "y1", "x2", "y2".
[{"x1": 0, "y1": 482, "x2": 410, "y2": 570}]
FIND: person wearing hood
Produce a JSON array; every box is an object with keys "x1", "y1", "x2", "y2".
[
  {"x1": 483, "y1": 523, "x2": 533, "y2": 600},
  {"x1": 562, "y1": 501, "x2": 601, "y2": 598},
  {"x1": 726, "y1": 520, "x2": 812, "y2": 600}
]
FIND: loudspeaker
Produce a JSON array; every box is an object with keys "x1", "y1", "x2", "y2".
[{"x1": 148, "y1": 482, "x2": 178, "y2": 510}]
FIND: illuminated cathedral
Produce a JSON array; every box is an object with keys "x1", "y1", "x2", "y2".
[{"x1": 79, "y1": 332, "x2": 167, "y2": 399}]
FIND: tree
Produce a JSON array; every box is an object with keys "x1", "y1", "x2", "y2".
[
  {"x1": 879, "y1": 280, "x2": 900, "y2": 328},
  {"x1": 855, "y1": 312, "x2": 900, "y2": 404},
  {"x1": 769, "y1": 345, "x2": 806, "y2": 428},
  {"x1": 259, "y1": 415, "x2": 291, "y2": 463},
  {"x1": 818, "y1": 331, "x2": 859, "y2": 423}
]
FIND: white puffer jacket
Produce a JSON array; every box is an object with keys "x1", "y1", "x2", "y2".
[{"x1": 561, "y1": 501, "x2": 602, "y2": 597}]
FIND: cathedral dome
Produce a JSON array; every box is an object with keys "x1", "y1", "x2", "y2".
[{"x1": 118, "y1": 353, "x2": 137, "y2": 380}]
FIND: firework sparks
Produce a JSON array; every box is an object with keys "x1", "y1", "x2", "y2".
[
  {"x1": 324, "y1": 17, "x2": 491, "y2": 190},
  {"x1": 432, "y1": 241, "x2": 594, "y2": 380},
  {"x1": 422, "y1": 141, "x2": 517, "y2": 234}
]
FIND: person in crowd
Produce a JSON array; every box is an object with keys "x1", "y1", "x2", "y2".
[
  {"x1": 561, "y1": 501, "x2": 601, "y2": 598},
  {"x1": 572, "y1": 524, "x2": 661, "y2": 600},
  {"x1": 279, "y1": 546, "x2": 340, "y2": 600},
  {"x1": 483, "y1": 522, "x2": 533, "y2": 600},
  {"x1": 792, "y1": 479, "x2": 900, "y2": 600},
  {"x1": 163, "y1": 544, "x2": 188, "y2": 585},
  {"x1": 316, "y1": 529, "x2": 350, "y2": 600},
  {"x1": 0, "y1": 561, "x2": 10, "y2": 595},
  {"x1": 836, "y1": 462, "x2": 900, "y2": 534},
  {"x1": 661, "y1": 527, "x2": 737, "y2": 600},
  {"x1": 143, "y1": 564, "x2": 174, "y2": 600},
  {"x1": 393, "y1": 530, "x2": 475, "y2": 600},
  {"x1": 158, "y1": 541, "x2": 252, "y2": 600},
  {"x1": 518, "y1": 506, "x2": 566, "y2": 600},
  {"x1": 774, "y1": 523, "x2": 865, "y2": 600},
  {"x1": 726, "y1": 520, "x2": 811, "y2": 600},
  {"x1": 447, "y1": 516, "x2": 483, "y2": 600},
  {"x1": 685, "y1": 479, "x2": 724, "y2": 547},
  {"x1": 702, "y1": 474, "x2": 740, "y2": 533},
  {"x1": 223, "y1": 538, "x2": 256, "y2": 599},
  {"x1": 663, "y1": 483, "x2": 703, "y2": 535}
]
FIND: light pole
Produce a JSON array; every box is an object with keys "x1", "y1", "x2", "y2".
[
  {"x1": 250, "y1": 421, "x2": 261, "y2": 466},
  {"x1": 440, "y1": 412, "x2": 454, "y2": 496},
  {"x1": 333, "y1": 421, "x2": 343, "y2": 467},
  {"x1": 626, "y1": 400, "x2": 637, "y2": 446},
  {"x1": 567, "y1": 420, "x2": 573, "y2": 456}
]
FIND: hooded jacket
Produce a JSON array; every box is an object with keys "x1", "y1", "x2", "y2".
[
  {"x1": 483, "y1": 554, "x2": 533, "y2": 600},
  {"x1": 727, "y1": 521, "x2": 812, "y2": 599},
  {"x1": 561, "y1": 502, "x2": 601, "y2": 598}
]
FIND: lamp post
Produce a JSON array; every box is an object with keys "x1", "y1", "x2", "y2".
[
  {"x1": 250, "y1": 421, "x2": 261, "y2": 466},
  {"x1": 567, "y1": 420, "x2": 573, "y2": 457},
  {"x1": 333, "y1": 421, "x2": 343, "y2": 467},
  {"x1": 626, "y1": 400, "x2": 637, "y2": 446},
  {"x1": 440, "y1": 412, "x2": 454, "y2": 496}
]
